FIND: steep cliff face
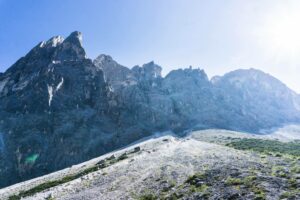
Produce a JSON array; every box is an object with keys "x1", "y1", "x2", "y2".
[
  {"x1": 1, "y1": 32, "x2": 300, "y2": 188},
  {"x1": 0, "y1": 32, "x2": 116, "y2": 188},
  {"x1": 95, "y1": 55, "x2": 300, "y2": 134},
  {"x1": 93, "y1": 54, "x2": 136, "y2": 90}
]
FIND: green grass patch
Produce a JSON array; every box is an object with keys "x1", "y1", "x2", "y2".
[
  {"x1": 271, "y1": 166, "x2": 289, "y2": 178},
  {"x1": 226, "y1": 138, "x2": 300, "y2": 156},
  {"x1": 280, "y1": 190, "x2": 300, "y2": 199},
  {"x1": 8, "y1": 150, "x2": 133, "y2": 200},
  {"x1": 185, "y1": 173, "x2": 206, "y2": 185},
  {"x1": 138, "y1": 193, "x2": 157, "y2": 200},
  {"x1": 251, "y1": 185, "x2": 266, "y2": 200},
  {"x1": 291, "y1": 165, "x2": 300, "y2": 174},
  {"x1": 225, "y1": 177, "x2": 243, "y2": 186},
  {"x1": 8, "y1": 165, "x2": 100, "y2": 200}
]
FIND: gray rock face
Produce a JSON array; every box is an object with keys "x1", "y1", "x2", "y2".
[
  {"x1": 212, "y1": 69, "x2": 300, "y2": 131},
  {"x1": 0, "y1": 32, "x2": 300, "y2": 188},
  {"x1": 0, "y1": 32, "x2": 114, "y2": 188},
  {"x1": 93, "y1": 54, "x2": 136, "y2": 90}
]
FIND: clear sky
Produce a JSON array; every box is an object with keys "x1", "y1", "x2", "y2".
[{"x1": 1, "y1": 0, "x2": 300, "y2": 92}]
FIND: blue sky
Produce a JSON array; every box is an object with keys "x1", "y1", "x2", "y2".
[{"x1": 1, "y1": 0, "x2": 300, "y2": 92}]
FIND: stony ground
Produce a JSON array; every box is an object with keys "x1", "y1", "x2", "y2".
[{"x1": 1, "y1": 128, "x2": 299, "y2": 200}]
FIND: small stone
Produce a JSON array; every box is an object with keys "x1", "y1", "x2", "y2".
[
  {"x1": 196, "y1": 181, "x2": 204, "y2": 187},
  {"x1": 106, "y1": 155, "x2": 115, "y2": 160},
  {"x1": 96, "y1": 160, "x2": 105, "y2": 165},
  {"x1": 133, "y1": 146, "x2": 141, "y2": 152}
]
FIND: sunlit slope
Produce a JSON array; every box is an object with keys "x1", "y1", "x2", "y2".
[{"x1": 1, "y1": 129, "x2": 299, "y2": 200}]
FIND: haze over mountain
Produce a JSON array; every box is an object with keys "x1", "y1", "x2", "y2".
[{"x1": 0, "y1": 32, "x2": 300, "y2": 188}]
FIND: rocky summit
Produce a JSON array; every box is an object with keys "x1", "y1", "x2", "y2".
[{"x1": 0, "y1": 31, "x2": 300, "y2": 189}]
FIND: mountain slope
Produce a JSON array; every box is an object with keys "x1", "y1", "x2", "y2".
[
  {"x1": 212, "y1": 69, "x2": 300, "y2": 131},
  {"x1": 0, "y1": 31, "x2": 300, "y2": 188},
  {"x1": 1, "y1": 129, "x2": 299, "y2": 200}
]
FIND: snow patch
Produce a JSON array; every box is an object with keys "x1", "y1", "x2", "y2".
[
  {"x1": 47, "y1": 85, "x2": 54, "y2": 106},
  {"x1": 47, "y1": 77, "x2": 64, "y2": 107},
  {"x1": 39, "y1": 41, "x2": 46, "y2": 48},
  {"x1": 56, "y1": 78, "x2": 64, "y2": 91},
  {"x1": 108, "y1": 85, "x2": 114, "y2": 92},
  {"x1": 52, "y1": 60, "x2": 61, "y2": 64},
  {"x1": 50, "y1": 36, "x2": 64, "y2": 47},
  {"x1": 78, "y1": 34, "x2": 83, "y2": 46}
]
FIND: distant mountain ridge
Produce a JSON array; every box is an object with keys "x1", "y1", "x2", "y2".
[{"x1": 0, "y1": 31, "x2": 300, "y2": 188}]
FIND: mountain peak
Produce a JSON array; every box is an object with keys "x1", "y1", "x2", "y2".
[
  {"x1": 132, "y1": 61, "x2": 162, "y2": 79},
  {"x1": 64, "y1": 31, "x2": 83, "y2": 46},
  {"x1": 166, "y1": 67, "x2": 209, "y2": 82},
  {"x1": 221, "y1": 68, "x2": 282, "y2": 86},
  {"x1": 52, "y1": 31, "x2": 86, "y2": 61},
  {"x1": 39, "y1": 35, "x2": 65, "y2": 48},
  {"x1": 94, "y1": 54, "x2": 114, "y2": 65}
]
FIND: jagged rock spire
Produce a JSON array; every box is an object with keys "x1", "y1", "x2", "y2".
[{"x1": 53, "y1": 31, "x2": 86, "y2": 61}]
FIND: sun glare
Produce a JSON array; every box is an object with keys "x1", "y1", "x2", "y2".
[{"x1": 258, "y1": 4, "x2": 300, "y2": 59}]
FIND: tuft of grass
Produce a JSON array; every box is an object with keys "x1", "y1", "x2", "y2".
[
  {"x1": 280, "y1": 190, "x2": 300, "y2": 199},
  {"x1": 243, "y1": 175, "x2": 257, "y2": 187},
  {"x1": 225, "y1": 177, "x2": 242, "y2": 186},
  {"x1": 251, "y1": 185, "x2": 266, "y2": 200},
  {"x1": 288, "y1": 178, "x2": 297, "y2": 189},
  {"x1": 185, "y1": 173, "x2": 206, "y2": 185},
  {"x1": 271, "y1": 166, "x2": 289, "y2": 178},
  {"x1": 118, "y1": 153, "x2": 129, "y2": 161},
  {"x1": 189, "y1": 184, "x2": 208, "y2": 193},
  {"x1": 139, "y1": 194, "x2": 157, "y2": 200},
  {"x1": 291, "y1": 165, "x2": 300, "y2": 174}
]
